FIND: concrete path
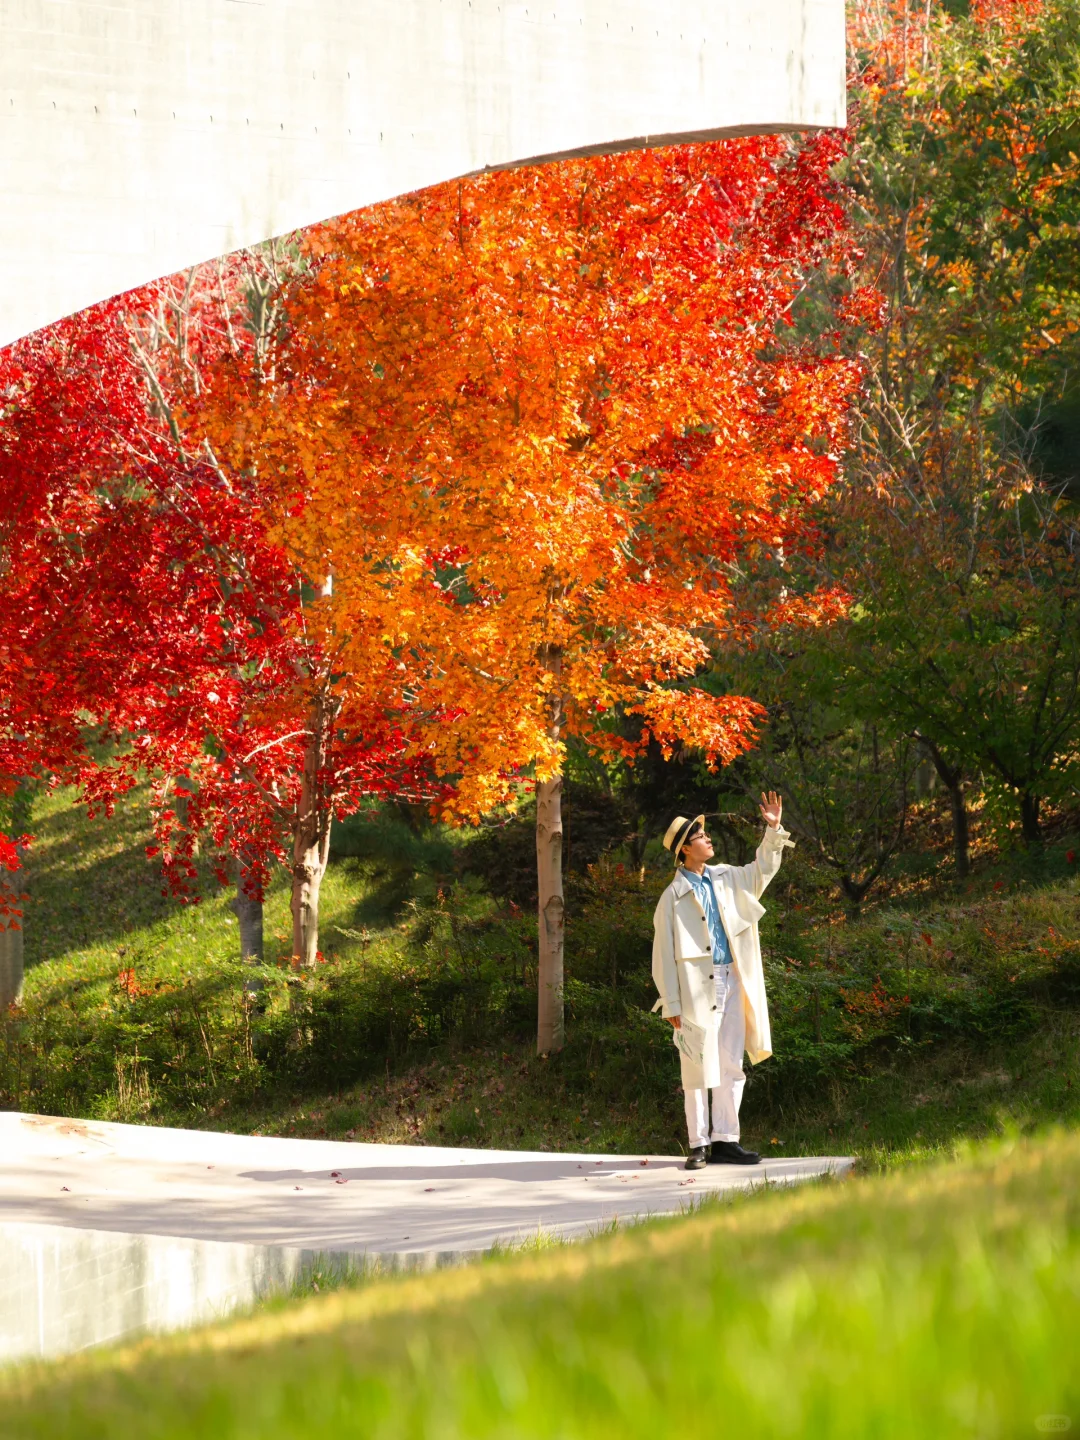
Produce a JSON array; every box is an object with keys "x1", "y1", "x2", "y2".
[{"x1": 2, "y1": 1112, "x2": 854, "y2": 1254}]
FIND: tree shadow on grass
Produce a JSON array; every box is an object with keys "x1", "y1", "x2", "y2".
[
  {"x1": 21, "y1": 798, "x2": 191, "y2": 969},
  {"x1": 338, "y1": 863, "x2": 434, "y2": 930}
]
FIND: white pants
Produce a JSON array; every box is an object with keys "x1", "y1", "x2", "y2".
[{"x1": 683, "y1": 963, "x2": 746, "y2": 1147}]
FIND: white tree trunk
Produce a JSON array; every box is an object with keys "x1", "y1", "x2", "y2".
[
  {"x1": 233, "y1": 865, "x2": 265, "y2": 996},
  {"x1": 291, "y1": 695, "x2": 336, "y2": 967},
  {"x1": 235, "y1": 882, "x2": 264, "y2": 962},
  {"x1": 536, "y1": 771, "x2": 565, "y2": 1054},
  {"x1": 291, "y1": 831, "x2": 329, "y2": 968}
]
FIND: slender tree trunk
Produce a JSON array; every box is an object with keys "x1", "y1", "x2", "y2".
[
  {"x1": 536, "y1": 773, "x2": 565, "y2": 1053},
  {"x1": 292, "y1": 828, "x2": 329, "y2": 967},
  {"x1": 0, "y1": 783, "x2": 34, "y2": 1009},
  {"x1": 917, "y1": 735, "x2": 970, "y2": 879},
  {"x1": 536, "y1": 644, "x2": 565, "y2": 1054},
  {"x1": 946, "y1": 782, "x2": 971, "y2": 877},
  {"x1": 232, "y1": 863, "x2": 265, "y2": 997},
  {"x1": 291, "y1": 693, "x2": 339, "y2": 967},
  {"x1": 1020, "y1": 790, "x2": 1042, "y2": 846},
  {"x1": 173, "y1": 786, "x2": 198, "y2": 856},
  {"x1": 0, "y1": 914, "x2": 23, "y2": 1010},
  {"x1": 234, "y1": 878, "x2": 264, "y2": 963}
]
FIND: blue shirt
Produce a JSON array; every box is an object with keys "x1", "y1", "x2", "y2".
[{"x1": 679, "y1": 867, "x2": 733, "y2": 965}]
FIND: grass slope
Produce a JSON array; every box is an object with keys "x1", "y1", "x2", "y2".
[
  {"x1": 4, "y1": 785, "x2": 1080, "y2": 1174},
  {"x1": 2, "y1": 1123, "x2": 1078, "y2": 1439}
]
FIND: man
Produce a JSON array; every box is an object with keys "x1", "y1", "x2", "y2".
[{"x1": 652, "y1": 793, "x2": 793, "y2": 1170}]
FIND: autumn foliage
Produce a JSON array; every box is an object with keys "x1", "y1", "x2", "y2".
[
  {"x1": 195, "y1": 134, "x2": 861, "y2": 1046},
  {"x1": 0, "y1": 263, "x2": 443, "y2": 969},
  {"x1": 202, "y1": 136, "x2": 859, "y2": 802}
]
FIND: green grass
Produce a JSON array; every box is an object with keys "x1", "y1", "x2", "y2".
[
  {"x1": 5, "y1": 784, "x2": 1080, "y2": 1174},
  {"x1": 5, "y1": 787, "x2": 1080, "y2": 1433},
  {"x1": 19, "y1": 781, "x2": 401, "y2": 977},
  {"x1": 2, "y1": 1122, "x2": 1078, "y2": 1438}
]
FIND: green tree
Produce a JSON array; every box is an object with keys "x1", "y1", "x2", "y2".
[
  {"x1": 713, "y1": 632, "x2": 917, "y2": 909},
  {"x1": 825, "y1": 0, "x2": 1080, "y2": 854}
]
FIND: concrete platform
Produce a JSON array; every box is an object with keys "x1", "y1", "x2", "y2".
[{"x1": 0, "y1": 1112, "x2": 855, "y2": 1363}]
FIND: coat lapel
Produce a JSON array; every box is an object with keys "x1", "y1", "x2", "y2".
[
  {"x1": 671, "y1": 868, "x2": 706, "y2": 919},
  {"x1": 707, "y1": 865, "x2": 751, "y2": 935}
]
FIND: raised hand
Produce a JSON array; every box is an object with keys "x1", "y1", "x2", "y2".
[{"x1": 759, "y1": 790, "x2": 783, "y2": 829}]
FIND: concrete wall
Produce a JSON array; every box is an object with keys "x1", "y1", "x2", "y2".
[
  {"x1": 0, "y1": 1220, "x2": 303, "y2": 1362},
  {"x1": 1, "y1": 0, "x2": 846, "y2": 347},
  {"x1": 0, "y1": 1219, "x2": 475, "y2": 1364}
]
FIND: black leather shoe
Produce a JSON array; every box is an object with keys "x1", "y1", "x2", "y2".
[
  {"x1": 684, "y1": 1146, "x2": 708, "y2": 1171},
  {"x1": 708, "y1": 1141, "x2": 761, "y2": 1165}
]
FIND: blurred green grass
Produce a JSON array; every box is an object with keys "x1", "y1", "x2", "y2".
[{"x1": 1, "y1": 1122, "x2": 1077, "y2": 1439}]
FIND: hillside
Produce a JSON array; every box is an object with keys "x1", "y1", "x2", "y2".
[{"x1": 2, "y1": 785, "x2": 1079, "y2": 1173}]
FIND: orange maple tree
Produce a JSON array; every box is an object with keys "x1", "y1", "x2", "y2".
[{"x1": 197, "y1": 136, "x2": 860, "y2": 1051}]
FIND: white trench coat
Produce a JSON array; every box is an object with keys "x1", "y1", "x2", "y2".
[{"x1": 651, "y1": 825, "x2": 794, "y2": 1088}]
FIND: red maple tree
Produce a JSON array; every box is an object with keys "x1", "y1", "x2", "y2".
[{"x1": 0, "y1": 255, "x2": 444, "y2": 976}]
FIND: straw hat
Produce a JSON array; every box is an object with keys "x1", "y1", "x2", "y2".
[{"x1": 662, "y1": 814, "x2": 705, "y2": 865}]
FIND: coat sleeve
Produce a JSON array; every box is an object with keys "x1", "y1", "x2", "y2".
[
  {"x1": 726, "y1": 824, "x2": 795, "y2": 900},
  {"x1": 651, "y1": 887, "x2": 681, "y2": 1018}
]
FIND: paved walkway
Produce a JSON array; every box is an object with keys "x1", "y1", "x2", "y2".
[{"x1": 2, "y1": 1112, "x2": 855, "y2": 1255}]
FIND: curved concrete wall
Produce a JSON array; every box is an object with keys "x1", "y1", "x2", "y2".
[
  {"x1": 0, "y1": 1220, "x2": 459, "y2": 1364},
  {"x1": 1, "y1": 1, "x2": 845, "y2": 348}
]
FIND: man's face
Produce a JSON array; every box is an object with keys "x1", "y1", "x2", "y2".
[{"x1": 681, "y1": 828, "x2": 714, "y2": 864}]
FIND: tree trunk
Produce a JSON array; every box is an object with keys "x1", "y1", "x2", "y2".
[
  {"x1": 0, "y1": 917, "x2": 23, "y2": 1010},
  {"x1": 291, "y1": 695, "x2": 337, "y2": 966},
  {"x1": 0, "y1": 784, "x2": 33, "y2": 1009},
  {"x1": 1020, "y1": 790, "x2": 1042, "y2": 846},
  {"x1": 536, "y1": 642, "x2": 565, "y2": 1055},
  {"x1": 917, "y1": 735, "x2": 970, "y2": 879},
  {"x1": 234, "y1": 878, "x2": 264, "y2": 962},
  {"x1": 292, "y1": 829, "x2": 329, "y2": 967},
  {"x1": 839, "y1": 873, "x2": 872, "y2": 915},
  {"x1": 947, "y1": 781, "x2": 971, "y2": 877},
  {"x1": 173, "y1": 786, "x2": 198, "y2": 856},
  {"x1": 232, "y1": 864, "x2": 265, "y2": 997},
  {"x1": 536, "y1": 772, "x2": 565, "y2": 1054}
]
